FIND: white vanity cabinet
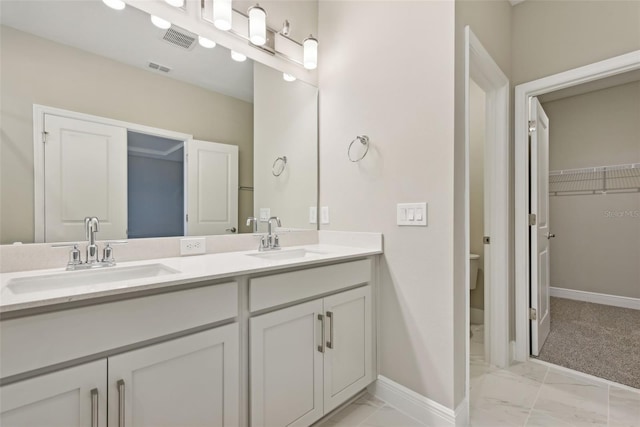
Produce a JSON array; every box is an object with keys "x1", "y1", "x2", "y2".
[
  {"x1": 0, "y1": 360, "x2": 107, "y2": 427},
  {"x1": 249, "y1": 260, "x2": 374, "y2": 427},
  {"x1": 107, "y1": 324, "x2": 239, "y2": 427}
]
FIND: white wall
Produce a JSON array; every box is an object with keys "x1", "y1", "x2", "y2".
[
  {"x1": 469, "y1": 80, "x2": 485, "y2": 310},
  {"x1": 512, "y1": 0, "x2": 640, "y2": 85},
  {"x1": 253, "y1": 63, "x2": 318, "y2": 231},
  {"x1": 319, "y1": 0, "x2": 458, "y2": 410},
  {"x1": 544, "y1": 82, "x2": 640, "y2": 299},
  {"x1": 0, "y1": 26, "x2": 254, "y2": 243}
]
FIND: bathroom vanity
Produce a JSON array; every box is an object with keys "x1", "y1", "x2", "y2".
[{"x1": 0, "y1": 234, "x2": 382, "y2": 427}]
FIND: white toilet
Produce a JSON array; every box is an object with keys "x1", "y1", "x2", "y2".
[{"x1": 470, "y1": 254, "x2": 480, "y2": 290}]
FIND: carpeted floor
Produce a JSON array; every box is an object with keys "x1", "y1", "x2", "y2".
[{"x1": 536, "y1": 297, "x2": 640, "y2": 389}]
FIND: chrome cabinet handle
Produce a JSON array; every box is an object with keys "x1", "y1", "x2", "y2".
[
  {"x1": 326, "y1": 311, "x2": 334, "y2": 349},
  {"x1": 317, "y1": 314, "x2": 324, "y2": 353},
  {"x1": 546, "y1": 232, "x2": 556, "y2": 239},
  {"x1": 90, "y1": 388, "x2": 99, "y2": 427},
  {"x1": 117, "y1": 379, "x2": 125, "y2": 427}
]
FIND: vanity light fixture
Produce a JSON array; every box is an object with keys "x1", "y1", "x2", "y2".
[
  {"x1": 164, "y1": 0, "x2": 185, "y2": 7},
  {"x1": 213, "y1": 0, "x2": 233, "y2": 31},
  {"x1": 151, "y1": 15, "x2": 172, "y2": 29},
  {"x1": 198, "y1": 36, "x2": 217, "y2": 48},
  {"x1": 283, "y1": 73, "x2": 296, "y2": 82},
  {"x1": 102, "y1": 0, "x2": 126, "y2": 10},
  {"x1": 280, "y1": 20, "x2": 290, "y2": 36},
  {"x1": 303, "y1": 35, "x2": 318, "y2": 70},
  {"x1": 248, "y1": 4, "x2": 267, "y2": 46},
  {"x1": 231, "y1": 50, "x2": 247, "y2": 62}
]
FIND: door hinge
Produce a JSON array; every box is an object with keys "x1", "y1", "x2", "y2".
[
  {"x1": 529, "y1": 308, "x2": 537, "y2": 320},
  {"x1": 483, "y1": 236, "x2": 490, "y2": 244},
  {"x1": 528, "y1": 120, "x2": 536, "y2": 135},
  {"x1": 529, "y1": 213, "x2": 537, "y2": 226},
  {"x1": 185, "y1": 214, "x2": 189, "y2": 222},
  {"x1": 42, "y1": 131, "x2": 49, "y2": 143}
]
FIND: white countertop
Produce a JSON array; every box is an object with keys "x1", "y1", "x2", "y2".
[{"x1": 0, "y1": 243, "x2": 382, "y2": 313}]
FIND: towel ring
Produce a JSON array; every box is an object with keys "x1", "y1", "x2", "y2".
[
  {"x1": 348, "y1": 135, "x2": 369, "y2": 162},
  {"x1": 272, "y1": 156, "x2": 287, "y2": 176}
]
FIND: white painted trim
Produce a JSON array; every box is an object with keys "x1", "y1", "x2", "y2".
[
  {"x1": 465, "y1": 27, "x2": 511, "y2": 370},
  {"x1": 368, "y1": 376, "x2": 458, "y2": 427},
  {"x1": 550, "y1": 287, "x2": 640, "y2": 310},
  {"x1": 514, "y1": 50, "x2": 640, "y2": 362},
  {"x1": 454, "y1": 397, "x2": 469, "y2": 427},
  {"x1": 470, "y1": 307, "x2": 484, "y2": 325},
  {"x1": 32, "y1": 104, "x2": 193, "y2": 243}
]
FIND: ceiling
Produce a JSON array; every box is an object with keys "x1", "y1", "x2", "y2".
[{"x1": 0, "y1": 0, "x2": 254, "y2": 102}]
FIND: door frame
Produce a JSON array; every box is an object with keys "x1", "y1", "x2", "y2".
[
  {"x1": 513, "y1": 50, "x2": 640, "y2": 362},
  {"x1": 33, "y1": 104, "x2": 192, "y2": 242},
  {"x1": 464, "y1": 26, "x2": 511, "y2": 375}
]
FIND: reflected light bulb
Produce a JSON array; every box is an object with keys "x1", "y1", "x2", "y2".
[
  {"x1": 102, "y1": 0, "x2": 126, "y2": 10},
  {"x1": 231, "y1": 51, "x2": 247, "y2": 62},
  {"x1": 164, "y1": 0, "x2": 185, "y2": 7},
  {"x1": 198, "y1": 36, "x2": 217, "y2": 49},
  {"x1": 151, "y1": 15, "x2": 171, "y2": 29},
  {"x1": 283, "y1": 73, "x2": 296, "y2": 82}
]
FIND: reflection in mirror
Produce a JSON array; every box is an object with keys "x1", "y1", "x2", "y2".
[{"x1": 0, "y1": 0, "x2": 318, "y2": 245}]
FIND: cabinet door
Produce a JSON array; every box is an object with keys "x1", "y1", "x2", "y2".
[
  {"x1": 108, "y1": 325, "x2": 239, "y2": 427},
  {"x1": 0, "y1": 360, "x2": 106, "y2": 427},
  {"x1": 323, "y1": 285, "x2": 373, "y2": 412},
  {"x1": 250, "y1": 300, "x2": 324, "y2": 427}
]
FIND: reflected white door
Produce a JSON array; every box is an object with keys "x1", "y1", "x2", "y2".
[
  {"x1": 530, "y1": 97, "x2": 551, "y2": 356},
  {"x1": 186, "y1": 140, "x2": 238, "y2": 236},
  {"x1": 44, "y1": 114, "x2": 127, "y2": 242}
]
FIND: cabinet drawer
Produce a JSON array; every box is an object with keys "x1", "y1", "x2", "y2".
[
  {"x1": 1, "y1": 282, "x2": 237, "y2": 379},
  {"x1": 249, "y1": 259, "x2": 371, "y2": 312}
]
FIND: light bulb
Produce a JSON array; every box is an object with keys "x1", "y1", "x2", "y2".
[
  {"x1": 248, "y1": 4, "x2": 267, "y2": 46},
  {"x1": 213, "y1": 0, "x2": 232, "y2": 31},
  {"x1": 231, "y1": 51, "x2": 247, "y2": 62},
  {"x1": 151, "y1": 15, "x2": 171, "y2": 30},
  {"x1": 283, "y1": 73, "x2": 296, "y2": 82},
  {"x1": 303, "y1": 35, "x2": 318, "y2": 70},
  {"x1": 102, "y1": 0, "x2": 126, "y2": 10},
  {"x1": 198, "y1": 36, "x2": 217, "y2": 49},
  {"x1": 164, "y1": 0, "x2": 184, "y2": 7}
]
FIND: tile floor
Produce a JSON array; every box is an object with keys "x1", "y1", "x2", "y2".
[{"x1": 317, "y1": 324, "x2": 640, "y2": 426}]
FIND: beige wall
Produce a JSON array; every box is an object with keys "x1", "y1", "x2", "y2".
[
  {"x1": 319, "y1": 0, "x2": 458, "y2": 410},
  {"x1": 512, "y1": 0, "x2": 640, "y2": 85},
  {"x1": 253, "y1": 63, "x2": 318, "y2": 231},
  {"x1": 454, "y1": 0, "x2": 512, "y2": 406},
  {"x1": 544, "y1": 82, "x2": 640, "y2": 299},
  {"x1": 0, "y1": 26, "x2": 254, "y2": 244},
  {"x1": 469, "y1": 80, "x2": 486, "y2": 311}
]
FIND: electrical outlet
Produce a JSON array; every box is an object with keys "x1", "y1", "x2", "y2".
[
  {"x1": 180, "y1": 237, "x2": 206, "y2": 255},
  {"x1": 321, "y1": 206, "x2": 330, "y2": 224},
  {"x1": 309, "y1": 207, "x2": 317, "y2": 224},
  {"x1": 259, "y1": 208, "x2": 270, "y2": 222}
]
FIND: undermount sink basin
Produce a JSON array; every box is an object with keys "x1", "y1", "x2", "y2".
[
  {"x1": 247, "y1": 248, "x2": 328, "y2": 261},
  {"x1": 6, "y1": 264, "x2": 180, "y2": 295}
]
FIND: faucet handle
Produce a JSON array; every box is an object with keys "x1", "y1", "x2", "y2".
[{"x1": 52, "y1": 243, "x2": 82, "y2": 267}]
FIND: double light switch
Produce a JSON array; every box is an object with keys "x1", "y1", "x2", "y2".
[{"x1": 397, "y1": 203, "x2": 428, "y2": 226}]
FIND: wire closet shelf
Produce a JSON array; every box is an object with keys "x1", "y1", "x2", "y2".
[{"x1": 549, "y1": 163, "x2": 640, "y2": 196}]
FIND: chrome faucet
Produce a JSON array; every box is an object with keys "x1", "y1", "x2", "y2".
[
  {"x1": 259, "y1": 217, "x2": 282, "y2": 251},
  {"x1": 85, "y1": 217, "x2": 100, "y2": 264},
  {"x1": 53, "y1": 216, "x2": 127, "y2": 270},
  {"x1": 246, "y1": 216, "x2": 258, "y2": 233}
]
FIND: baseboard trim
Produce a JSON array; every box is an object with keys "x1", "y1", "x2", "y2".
[
  {"x1": 470, "y1": 308, "x2": 484, "y2": 325},
  {"x1": 550, "y1": 287, "x2": 640, "y2": 310},
  {"x1": 368, "y1": 375, "x2": 461, "y2": 426}
]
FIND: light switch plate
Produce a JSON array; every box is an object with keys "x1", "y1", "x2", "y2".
[
  {"x1": 259, "y1": 208, "x2": 270, "y2": 222},
  {"x1": 397, "y1": 203, "x2": 427, "y2": 226},
  {"x1": 180, "y1": 237, "x2": 206, "y2": 255},
  {"x1": 321, "y1": 206, "x2": 330, "y2": 224},
  {"x1": 309, "y1": 207, "x2": 317, "y2": 224}
]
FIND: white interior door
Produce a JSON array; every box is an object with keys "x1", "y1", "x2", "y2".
[
  {"x1": 44, "y1": 114, "x2": 127, "y2": 242},
  {"x1": 530, "y1": 97, "x2": 551, "y2": 356},
  {"x1": 186, "y1": 140, "x2": 238, "y2": 236}
]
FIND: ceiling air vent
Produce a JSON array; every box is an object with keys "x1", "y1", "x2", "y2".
[
  {"x1": 148, "y1": 62, "x2": 171, "y2": 73},
  {"x1": 162, "y1": 26, "x2": 197, "y2": 51}
]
